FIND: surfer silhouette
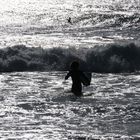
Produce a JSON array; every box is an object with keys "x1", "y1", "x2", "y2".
[
  {"x1": 67, "y1": 17, "x2": 72, "y2": 24},
  {"x1": 65, "y1": 61, "x2": 88, "y2": 96}
]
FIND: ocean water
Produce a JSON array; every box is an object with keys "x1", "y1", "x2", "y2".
[
  {"x1": 0, "y1": 0, "x2": 140, "y2": 48},
  {"x1": 0, "y1": 72, "x2": 140, "y2": 139},
  {"x1": 0, "y1": 1, "x2": 140, "y2": 139}
]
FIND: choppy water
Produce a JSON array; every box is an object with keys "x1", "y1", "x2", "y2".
[
  {"x1": 0, "y1": 1, "x2": 140, "y2": 139},
  {"x1": 0, "y1": 0, "x2": 140, "y2": 48},
  {"x1": 0, "y1": 72, "x2": 140, "y2": 139}
]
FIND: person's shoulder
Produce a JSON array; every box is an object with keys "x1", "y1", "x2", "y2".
[{"x1": 68, "y1": 70, "x2": 73, "y2": 74}]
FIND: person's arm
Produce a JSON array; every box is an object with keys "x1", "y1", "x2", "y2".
[{"x1": 65, "y1": 71, "x2": 71, "y2": 80}]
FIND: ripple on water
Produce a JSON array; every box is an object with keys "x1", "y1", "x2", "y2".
[{"x1": 0, "y1": 72, "x2": 140, "y2": 139}]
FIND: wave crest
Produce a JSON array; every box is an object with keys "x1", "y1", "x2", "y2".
[{"x1": 0, "y1": 43, "x2": 140, "y2": 73}]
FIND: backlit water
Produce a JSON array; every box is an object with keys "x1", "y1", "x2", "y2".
[
  {"x1": 0, "y1": 0, "x2": 140, "y2": 139},
  {"x1": 0, "y1": 0, "x2": 140, "y2": 48},
  {"x1": 0, "y1": 72, "x2": 140, "y2": 139}
]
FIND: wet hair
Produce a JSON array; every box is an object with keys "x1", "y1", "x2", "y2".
[{"x1": 70, "y1": 61, "x2": 79, "y2": 70}]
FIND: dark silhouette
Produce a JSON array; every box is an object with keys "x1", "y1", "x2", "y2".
[
  {"x1": 67, "y1": 17, "x2": 72, "y2": 24},
  {"x1": 65, "y1": 61, "x2": 87, "y2": 96}
]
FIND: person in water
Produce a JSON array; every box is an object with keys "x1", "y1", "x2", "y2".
[
  {"x1": 65, "y1": 61, "x2": 87, "y2": 96},
  {"x1": 67, "y1": 17, "x2": 72, "y2": 24}
]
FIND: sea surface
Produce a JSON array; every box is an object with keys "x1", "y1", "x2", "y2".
[
  {"x1": 0, "y1": 0, "x2": 140, "y2": 139},
  {"x1": 0, "y1": 0, "x2": 140, "y2": 48},
  {"x1": 0, "y1": 72, "x2": 140, "y2": 139}
]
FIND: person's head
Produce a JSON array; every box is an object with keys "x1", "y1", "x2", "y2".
[{"x1": 70, "y1": 61, "x2": 79, "y2": 70}]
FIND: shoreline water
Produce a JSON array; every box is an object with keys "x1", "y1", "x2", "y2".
[{"x1": 0, "y1": 71, "x2": 140, "y2": 139}]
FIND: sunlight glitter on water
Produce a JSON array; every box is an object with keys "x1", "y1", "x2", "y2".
[
  {"x1": 0, "y1": 0, "x2": 140, "y2": 48},
  {"x1": 0, "y1": 72, "x2": 140, "y2": 139}
]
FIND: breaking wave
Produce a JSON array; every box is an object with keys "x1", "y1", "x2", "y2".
[{"x1": 0, "y1": 43, "x2": 140, "y2": 73}]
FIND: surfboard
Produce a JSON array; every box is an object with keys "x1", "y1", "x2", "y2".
[{"x1": 80, "y1": 72, "x2": 92, "y2": 86}]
